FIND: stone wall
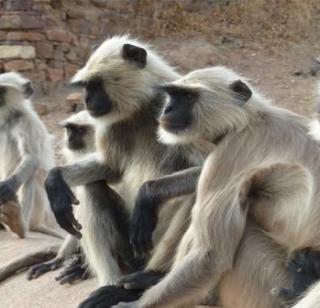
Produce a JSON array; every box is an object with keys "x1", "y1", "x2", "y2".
[
  {"x1": 0, "y1": 0, "x2": 213, "y2": 93},
  {"x1": 0, "y1": 0, "x2": 136, "y2": 93}
]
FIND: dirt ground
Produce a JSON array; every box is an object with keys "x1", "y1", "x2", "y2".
[{"x1": 1, "y1": 37, "x2": 320, "y2": 308}]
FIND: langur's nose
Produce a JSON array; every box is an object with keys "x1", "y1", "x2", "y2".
[{"x1": 164, "y1": 105, "x2": 173, "y2": 114}]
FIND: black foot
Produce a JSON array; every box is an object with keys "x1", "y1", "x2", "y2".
[
  {"x1": 27, "y1": 257, "x2": 63, "y2": 280},
  {"x1": 78, "y1": 285, "x2": 143, "y2": 308},
  {"x1": 55, "y1": 253, "x2": 90, "y2": 285}
]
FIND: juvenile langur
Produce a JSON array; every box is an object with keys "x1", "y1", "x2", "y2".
[
  {"x1": 0, "y1": 72, "x2": 62, "y2": 239},
  {"x1": 45, "y1": 36, "x2": 202, "y2": 304},
  {"x1": 109, "y1": 66, "x2": 320, "y2": 308},
  {"x1": 29, "y1": 111, "x2": 137, "y2": 286}
]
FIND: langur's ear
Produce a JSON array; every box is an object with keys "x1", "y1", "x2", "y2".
[
  {"x1": 23, "y1": 81, "x2": 34, "y2": 98},
  {"x1": 122, "y1": 44, "x2": 147, "y2": 69},
  {"x1": 230, "y1": 80, "x2": 252, "y2": 104}
]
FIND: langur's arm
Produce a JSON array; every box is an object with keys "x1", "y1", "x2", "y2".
[
  {"x1": 130, "y1": 167, "x2": 200, "y2": 255},
  {"x1": 0, "y1": 132, "x2": 39, "y2": 202},
  {"x1": 45, "y1": 154, "x2": 122, "y2": 238}
]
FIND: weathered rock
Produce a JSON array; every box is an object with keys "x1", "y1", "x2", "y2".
[
  {"x1": 0, "y1": 15, "x2": 22, "y2": 29},
  {"x1": 7, "y1": 31, "x2": 43, "y2": 41},
  {"x1": 66, "y1": 92, "x2": 83, "y2": 112},
  {"x1": 4, "y1": 0, "x2": 34, "y2": 11},
  {"x1": 90, "y1": 0, "x2": 108, "y2": 8},
  {"x1": 0, "y1": 31, "x2": 7, "y2": 40},
  {"x1": 36, "y1": 42, "x2": 54, "y2": 59},
  {"x1": 20, "y1": 15, "x2": 45, "y2": 29},
  {"x1": 65, "y1": 63, "x2": 79, "y2": 79},
  {"x1": 4, "y1": 59, "x2": 34, "y2": 71},
  {"x1": 66, "y1": 10, "x2": 86, "y2": 19},
  {"x1": 46, "y1": 30, "x2": 72, "y2": 43},
  {"x1": 34, "y1": 103, "x2": 49, "y2": 115},
  {"x1": 69, "y1": 19, "x2": 91, "y2": 34},
  {"x1": 0, "y1": 45, "x2": 35, "y2": 59},
  {"x1": 47, "y1": 68, "x2": 64, "y2": 82}
]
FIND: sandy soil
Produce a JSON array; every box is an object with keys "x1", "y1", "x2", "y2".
[{"x1": 1, "y1": 37, "x2": 320, "y2": 308}]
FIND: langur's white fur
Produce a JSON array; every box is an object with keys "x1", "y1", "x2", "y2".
[
  {"x1": 61, "y1": 111, "x2": 124, "y2": 285},
  {"x1": 0, "y1": 72, "x2": 61, "y2": 238},
  {"x1": 72, "y1": 35, "x2": 179, "y2": 127},
  {"x1": 118, "y1": 67, "x2": 320, "y2": 308}
]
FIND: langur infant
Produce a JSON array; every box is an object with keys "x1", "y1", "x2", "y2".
[
  {"x1": 28, "y1": 111, "x2": 138, "y2": 286},
  {"x1": 0, "y1": 72, "x2": 61, "y2": 239}
]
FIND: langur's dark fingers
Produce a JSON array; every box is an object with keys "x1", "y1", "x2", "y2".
[
  {"x1": 59, "y1": 271, "x2": 81, "y2": 285},
  {"x1": 58, "y1": 215, "x2": 82, "y2": 239},
  {"x1": 78, "y1": 294, "x2": 106, "y2": 308},
  {"x1": 63, "y1": 212, "x2": 82, "y2": 238},
  {"x1": 72, "y1": 217, "x2": 82, "y2": 230},
  {"x1": 81, "y1": 269, "x2": 90, "y2": 280},
  {"x1": 27, "y1": 263, "x2": 52, "y2": 280},
  {"x1": 55, "y1": 264, "x2": 81, "y2": 281},
  {"x1": 65, "y1": 210, "x2": 82, "y2": 231},
  {"x1": 68, "y1": 190, "x2": 80, "y2": 206}
]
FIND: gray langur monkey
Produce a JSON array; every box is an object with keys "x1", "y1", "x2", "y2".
[
  {"x1": 28, "y1": 111, "x2": 138, "y2": 286},
  {"x1": 44, "y1": 35, "x2": 204, "y2": 305},
  {"x1": 111, "y1": 66, "x2": 320, "y2": 308},
  {"x1": 0, "y1": 72, "x2": 62, "y2": 239}
]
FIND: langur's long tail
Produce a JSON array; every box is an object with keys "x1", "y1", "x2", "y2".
[{"x1": 0, "y1": 244, "x2": 59, "y2": 283}]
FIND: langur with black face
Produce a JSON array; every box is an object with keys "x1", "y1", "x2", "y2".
[
  {"x1": 110, "y1": 66, "x2": 320, "y2": 308},
  {"x1": 28, "y1": 111, "x2": 137, "y2": 286},
  {"x1": 45, "y1": 35, "x2": 206, "y2": 306}
]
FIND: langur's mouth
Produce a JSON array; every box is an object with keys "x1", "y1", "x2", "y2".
[
  {"x1": 159, "y1": 119, "x2": 189, "y2": 132},
  {"x1": 87, "y1": 109, "x2": 109, "y2": 118}
]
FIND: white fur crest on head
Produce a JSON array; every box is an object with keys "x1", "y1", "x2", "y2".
[
  {"x1": 71, "y1": 34, "x2": 179, "y2": 84},
  {"x1": 0, "y1": 72, "x2": 30, "y2": 92},
  {"x1": 158, "y1": 66, "x2": 271, "y2": 145}
]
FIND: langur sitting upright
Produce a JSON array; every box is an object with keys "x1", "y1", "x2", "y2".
[
  {"x1": 110, "y1": 66, "x2": 320, "y2": 308},
  {"x1": 0, "y1": 72, "x2": 62, "y2": 239},
  {"x1": 28, "y1": 111, "x2": 139, "y2": 286},
  {"x1": 44, "y1": 35, "x2": 205, "y2": 306}
]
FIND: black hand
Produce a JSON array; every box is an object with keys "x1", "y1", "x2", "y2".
[
  {"x1": 45, "y1": 168, "x2": 82, "y2": 238},
  {"x1": 130, "y1": 183, "x2": 159, "y2": 256},
  {"x1": 116, "y1": 270, "x2": 164, "y2": 290},
  {"x1": 78, "y1": 285, "x2": 143, "y2": 308},
  {"x1": 0, "y1": 180, "x2": 16, "y2": 203}
]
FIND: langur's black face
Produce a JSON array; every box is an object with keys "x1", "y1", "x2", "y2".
[
  {"x1": 84, "y1": 78, "x2": 113, "y2": 118},
  {"x1": 159, "y1": 85, "x2": 198, "y2": 133},
  {"x1": 65, "y1": 124, "x2": 88, "y2": 150}
]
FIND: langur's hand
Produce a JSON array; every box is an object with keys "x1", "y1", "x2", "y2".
[
  {"x1": 78, "y1": 285, "x2": 143, "y2": 308},
  {"x1": 0, "y1": 180, "x2": 17, "y2": 203},
  {"x1": 45, "y1": 168, "x2": 82, "y2": 239},
  {"x1": 116, "y1": 270, "x2": 164, "y2": 290},
  {"x1": 130, "y1": 182, "x2": 158, "y2": 256}
]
